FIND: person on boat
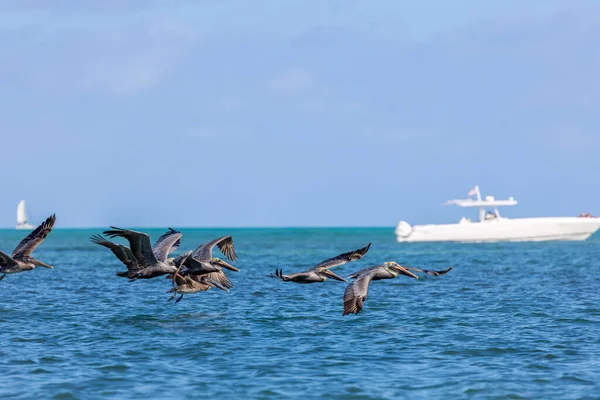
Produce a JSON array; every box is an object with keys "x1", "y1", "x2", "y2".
[
  {"x1": 578, "y1": 212, "x2": 596, "y2": 218},
  {"x1": 485, "y1": 211, "x2": 497, "y2": 220}
]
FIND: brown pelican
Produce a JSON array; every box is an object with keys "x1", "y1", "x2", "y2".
[
  {"x1": 169, "y1": 251, "x2": 236, "y2": 290},
  {"x1": 269, "y1": 242, "x2": 371, "y2": 284},
  {"x1": 90, "y1": 228, "x2": 181, "y2": 278},
  {"x1": 0, "y1": 214, "x2": 56, "y2": 281},
  {"x1": 102, "y1": 227, "x2": 182, "y2": 280},
  {"x1": 167, "y1": 253, "x2": 230, "y2": 303},
  {"x1": 343, "y1": 262, "x2": 452, "y2": 315},
  {"x1": 171, "y1": 236, "x2": 239, "y2": 277}
]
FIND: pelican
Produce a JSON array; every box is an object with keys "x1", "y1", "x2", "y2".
[
  {"x1": 167, "y1": 252, "x2": 230, "y2": 303},
  {"x1": 171, "y1": 236, "x2": 239, "y2": 277},
  {"x1": 343, "y1": 262, "x2": 452, "y2": 315},
  {"x1": 169, "y1": 251, "x2": 236, "y2": 290},
  {"x1": 269, "y1": 242, "x2": 371, "y2": 284},
  {"x1": 0, "y1": 214, "x2": 56, "y2": 281},
  {"x1": 102, "y1": 227, "x2": 182, "y2": 280},
  {"x1": 90, "y1": 228, "x2": 182, "y2": 278}
]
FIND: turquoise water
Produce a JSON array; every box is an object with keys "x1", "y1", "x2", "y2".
[{"x1": 1, "y1": 228, "x2": 599, "y2": 399}]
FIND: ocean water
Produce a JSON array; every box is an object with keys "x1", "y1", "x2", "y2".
[{"x1": 1, "y1": 227, "x2": 599, "y2": 399}]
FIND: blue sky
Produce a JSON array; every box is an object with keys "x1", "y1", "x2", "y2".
[{"x1": 1, "y1": 0, "x2": 599, "y2": 227}]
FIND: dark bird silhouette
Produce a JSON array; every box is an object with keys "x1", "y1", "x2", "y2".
[
  {"x1": 270, "y1": 243, "x2": 371, "y2": 284},
  {"x1": 0, "y1": 214, "x2": 56, "y2": 281},
  {"x1": 343, "y1": 263, "x2": 452, "y2": 315}
]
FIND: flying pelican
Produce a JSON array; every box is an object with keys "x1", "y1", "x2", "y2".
[
  {"x1": 169, "y1": 250, "x2": 236, "y2": 290},
  {"x1": 168, "y1": 236, "x2": 239, "y2": 287},
  {"x1": 90, "y1": 228, "x2": 182, "y2": 278},
  {"x1": 343, "y1": 262, "x2": 452, "y2": 315},
  {"x1": 167, "y1": 252, "x2": 230, "y2": 303},
  {"x1": 269, "y1": 242, "x2": 371, "y2": 284},
  {"x1": 0, "y1": 214, "x2": 56, "y2": 281},
  {"x1": 102, "y1": 227, "x2": 182, "y2": 280}
]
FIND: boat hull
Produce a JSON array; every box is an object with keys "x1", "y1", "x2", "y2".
[
  {"x1": 16, "y1": 223, "x2": 35, "y2": 230},
  {"x1": 395, "y1": 217, "x2": 600, "y2": 243}
]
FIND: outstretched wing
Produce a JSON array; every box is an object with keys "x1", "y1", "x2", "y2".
[
  {"x1": 171, "y1": 238, "x2": 181, "y2": 254},
  {"x1": 152, "y1": 228, "x2": 183, "y2": 263},
  {"x1": 12, "y1": 214, "x2": 56, "y2": 259},
  {"x1": 0, "y1": 250, "x2": 18, "y2": 268},
  {"x1": 404, "y1": 266, "x2": 453, "y2": 276},
  {"x1": 103, "y1": 227, "x2": 158, "y2": 267},
  {"x1": 201, "y1": 271, "x2": 234, "y2": 289},
  {"x1": 90, "y1": 234, "x2": 138, "y2": 269},
  {"x1": 343, "y1": 269, "x2": 378, "y2": 316},
  {"x1": 192, "y1": 236, "x2": 237, "y2": 262},
  {"x1": 312, "y1": 242, "x2": 371, "y2": 270},
  {"x1": 347, "y1": 265, "x2": 382, "y2": 280}
]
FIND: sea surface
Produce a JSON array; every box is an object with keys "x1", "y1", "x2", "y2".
[{"x1": 1, "y1": 228, "x2": 599, "y2": 399}]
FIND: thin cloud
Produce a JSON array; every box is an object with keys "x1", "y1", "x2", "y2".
[
  {"x1": 78, "y1": 21, "x2": 198, "y2": 95},
  {"x1": 268, "y1": 68, "x2": 314, "y2": 95},
  {"x1": 549, "y1": 128, "x2": 599, "y2": 151}
]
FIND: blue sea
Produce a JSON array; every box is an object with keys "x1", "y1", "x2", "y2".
[{"x1": 1, "y1": 228, "x2": 599, "y2": 399}]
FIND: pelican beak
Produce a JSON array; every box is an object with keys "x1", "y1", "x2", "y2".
[
  {"x1": 217, "y1": 259, "x2": 240, "y2": 272},
  {"x1": 322, "y1": 269, "x2": 347, "y2": 282},
  {"x1": 394, "y1": 265, "x2": 418, "y2": 279},
  {"x1": 33, "y1": 260, "x2": 53, "y2": 269}
]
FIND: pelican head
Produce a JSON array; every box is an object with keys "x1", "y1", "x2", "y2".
[
  {"x1": 211, "y1": 257, "x2": 240, "y2": 272},
  {"x1": 385, "y1": 262, "x2": 418, "y2": 279}
]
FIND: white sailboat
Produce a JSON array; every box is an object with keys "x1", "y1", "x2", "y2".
[
  {"x1": 16, "y1": 200, "x2": 35, "y2": 230},
  {"x1": 395, "y1": 185, "x2": 600, "y2": 243}
]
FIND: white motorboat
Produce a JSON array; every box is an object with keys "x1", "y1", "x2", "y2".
[
  {"x1": 395, "y1": 185, "x2": 600, "y2": 243},
  {"x1": 16, "y1": 200, "x2": 35, "y2": 230}
]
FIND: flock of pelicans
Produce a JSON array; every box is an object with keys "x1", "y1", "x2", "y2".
[{"x1": 0, "y1": 214, "x2": 452, "y2": 315}]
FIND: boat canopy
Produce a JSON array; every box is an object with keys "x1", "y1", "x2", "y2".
[
  {"x1": 445, "y1": 197, "x2": 517, "y2": 208},
  {"x1": 444, "y1": 185, "x2": 517, "y2": 222}
]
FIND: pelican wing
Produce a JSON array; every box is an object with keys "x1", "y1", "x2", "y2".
[
  {"x1": 404, "y1": 266, "x2": 453, "y2": 276},
  {"x1": 0, "y1": 250, "x2": 17, "y2": 268},
  {"x1": 90, "y1": 234, "x2": 138, "y2": 269},
  {"x1": 103, "y1": 227, "x2": 158, "y2": 267},
  {"x1": 269, "y1": 269, "x2": 316, "y2": 283},
  {"x1": 312, "y1": 242, "x2": 371, "y2": 270},
  {"x1": 192, "y1": 236, "x2": 237, "y2": 262},
  {"x1": 343, "y1": 268, "x2": 380, "y2": 316},
  {"x1": 171, "y1": 253, "x2": 189, "y2": 268},
  {"x1": 201, "y1": 270, "x2": 234, "y2": 289},
  {"x1": 152, "y1": 228, "x2": 183, "y2": 263},
  {"x1": 178, "y1": 255, "x2": 215, "y2": 275},
  {"x1": 347, "y1": 265, "x2": 382, "y2": 279},
  {"x1": 171, "y1": 238, "x2": 181, "y2": 253},
  {"x1": 12, "y1": 214, "x2": 56, "y2": 259},
  {"x1": 173, "y1": 274, "x2": 189, "y2": 286}
]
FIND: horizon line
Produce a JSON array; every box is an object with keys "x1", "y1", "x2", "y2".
[{"x1": 0, "y1": 225, "x2": 396, "y2": 230}]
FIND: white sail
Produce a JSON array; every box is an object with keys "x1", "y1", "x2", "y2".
[
  {"x1": 17, "y1": 200, "x2": 28, "y2": 224},
  {"x1": 16, "y1": 200, "x2": 35, "y2": 230}
]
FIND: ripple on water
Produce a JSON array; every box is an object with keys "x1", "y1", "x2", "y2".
[{"x1": 560, "y1": 375, "x2": 595, "y2": 385}]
